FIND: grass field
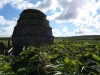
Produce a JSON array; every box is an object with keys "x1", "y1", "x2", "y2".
[
  {"x1": 0, "y1": 35, "x2": 100, "y2": 75},
  {"x1": 55, "y1": 35, "x2": 100, "y2": 40},
  {"x1": 0, "y1": 37, "x2": 12, "y2": 47},
  {"x1": 0, "y1": 35, "x2": 100, "y2": 47}
]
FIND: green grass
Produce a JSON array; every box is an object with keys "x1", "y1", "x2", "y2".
[
  {"x1": 67, "y1": 35, "x2": 100, "y2": 40},
  {"x1": 55, "y1": 35, "x2": 100, "y2": 40},
  {"x1": 0, "y1": 35, "x2": 100, "y2": 47},
  {"x1": 0, "y1": 36, "x2": 100, "y2": 75},
  {"x1": 0, "y1": 40, "x2": 100, "y2": 75},
  {"x1": 0, "y1": 37, "x2": 11, "y2": 41},
  {"x1": 0, "y1": 37, "x2": 12, "y2": 47}
]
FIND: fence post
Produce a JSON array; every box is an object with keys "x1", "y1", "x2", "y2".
[{"x1": 8, "y1": 40, "x2": 10, "y2": 49}]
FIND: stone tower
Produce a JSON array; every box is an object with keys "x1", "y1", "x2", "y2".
[{"x1": 12, "y1": 9, "x2": 54, "y2": 55}]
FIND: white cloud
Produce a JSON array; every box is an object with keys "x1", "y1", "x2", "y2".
[
  {"x1": 0, "y1": 25, "x2": 14, "y2": 37},
  {"x1": 54, "y1": 0, "x2": 87, "y2": 21},
  {"x1": 1, "y1": 0, "x2": 100, "y2": 37},
  {"x1": 0, "y1": 0, "x2": 34, "y2": 10},
  {"x1": 34, "y1": 0, "x2": 52, "y2": 12},
  {"x1": 62, "y1": 26, "x2": 67, "y2": 33},
  {"x1": 0, "y1": 0, "x2": 12, "y2": 9},
  {"x1": 0, "y1": 0, "x2": 54, "y2": 12},
  {"x1": 0, "y1": 16, "x2": 16, "y2": 37},
  {"x1": 47, "y1": 0, "x2": 100, "y2": 26},
  {"x1": 49, "y1": 0, "x2": 59, "y2": 12},
  {"x1": 0, "y1": 16, "x2": 16, "y2": 26},
  {"x1": 0, "y1": 0, "x2": 100, "y2": 22},
  {"x1": 0, "y1": 16, "x2": 6, "y2": 25},
  {"x1": 65, "y1": 28, "x2": 94, "y2": 36},
  {"x1": 47, "y1": 12, "x2": 61, "y2": 20},
  {"x1": 71, "y1": 0, "x2": 100, "y2": 31},
  {"x1": 52, "y1": 29, "x2": 62, "y2": 37},
  {"x1": 73, "y1": 27, "x2": 96, "y2": 35},
  {"x1": 10, "y1": 0, "x2": 34, "y2": 10}
]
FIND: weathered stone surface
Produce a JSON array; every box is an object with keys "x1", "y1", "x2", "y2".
[{"x1": 12, "y1": 9, "x2": 54, "y2": 54}]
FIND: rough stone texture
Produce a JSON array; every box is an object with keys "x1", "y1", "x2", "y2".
[{"x1": 12, "y1": 9, "x2": 54, "y2": 52}]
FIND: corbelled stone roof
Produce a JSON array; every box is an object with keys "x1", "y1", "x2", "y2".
[{"x1": 12, "y1": 9, "x2": 54, "y2": 55}]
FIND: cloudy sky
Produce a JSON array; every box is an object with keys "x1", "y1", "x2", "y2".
[{"x1": 0, "y1": 0, "x2": 100, "y2": 37}]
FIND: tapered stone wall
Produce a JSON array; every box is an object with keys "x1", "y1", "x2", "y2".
[{"x1": 12, "y1": 9, "x2": 54, "y2": 48}]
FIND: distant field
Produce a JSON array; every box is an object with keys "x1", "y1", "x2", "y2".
[
  {"x1": 0, "y1": 36, "x2": 100, "y2": 75},
  {"x1": 55, "y1": 35, "x2": 100, "y2": 40},
  {"x1": 0, "y1": 35, "x2": 100, "y2": 47},
  {"x1": 0, "y1": 37, "x2": 12, "y2": 47},
  {"x1": 1, "y1": 35, "x2": 100, "y2": 41},
  {"x1": 0, "y1": 37, "x2": 11, "y2": 41}
]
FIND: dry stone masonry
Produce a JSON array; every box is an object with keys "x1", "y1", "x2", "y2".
[{"x1": 12, "y1": 9, "x2": 54, "y2": 55}]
